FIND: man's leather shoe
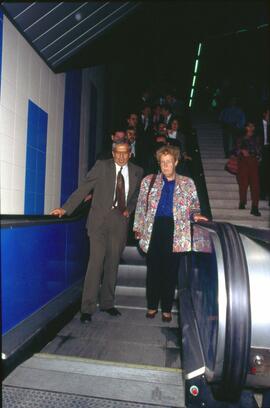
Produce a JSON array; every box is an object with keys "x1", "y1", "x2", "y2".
[
  {"x1": 80, "y1": 313, "x2": 92, "y2": 323},
  {"x1": 101, "y1": 307, "x2": 121, "y2": 316},
  {"x1": 250, "y1": 207, "x2": 261, "y2": 216},
  {"x1": 239, "y1": 202, "x2": 245, "y2": 209}
]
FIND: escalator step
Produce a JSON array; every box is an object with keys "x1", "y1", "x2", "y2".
[
  {"x1": 2, "y1": 386, "x2": 172, "y2": 408},
  {"x1": 3, "y1": 355, "x2": 184, "y2": 407}
]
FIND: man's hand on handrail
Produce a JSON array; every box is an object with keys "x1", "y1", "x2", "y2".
[{"x1": 50, "y1": 208, "x2": 66, "y2": 218}]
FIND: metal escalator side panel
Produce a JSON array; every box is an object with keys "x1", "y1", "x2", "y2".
[
  {"x1": 216, "y1": 223, "x2": 251, "y2": 399},
  {"x1": 205, "y1": 229, "x2": 227, "y2": 383},
  {"x1": 179, "y1": 227, "x2": 227, "y2": 383},
  {"x1": 239, "y1": 234, "x2": 270, "y2": 389}
]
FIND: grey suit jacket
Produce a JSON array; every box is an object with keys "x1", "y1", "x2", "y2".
[{"x1": 62, "y1": 159, "x2": 144, "y2": 234}]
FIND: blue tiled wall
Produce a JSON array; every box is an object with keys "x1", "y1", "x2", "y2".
[
  {"x1": 61, "y1": 70, "x2": 82, "y2": 206},
  {"x1": 1, "y1": 218, "x2": 89, "y2": 334},
  {"x1": 24, "y1": 101, "x2": 48, "y2": 214}
]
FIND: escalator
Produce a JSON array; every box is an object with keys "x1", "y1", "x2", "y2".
[
  {"x1": 179, "y1": 221, "x2": 270, "y2": 407},
  {"x1": 2, "y1": 129, "x2": 270, "y2": 407}
]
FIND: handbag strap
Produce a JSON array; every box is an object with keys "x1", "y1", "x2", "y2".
[{"x1": 145, "y1": 174, "x2": 157, "y2": 214}]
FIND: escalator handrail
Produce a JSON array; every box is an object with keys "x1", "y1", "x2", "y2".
[
  {"x1": 191, "y1": 220, "x2": 251, "y2": 400},
  {"x1": 187, "y1": 128, "x2": 212, "y2": 220},
  {"x1": 0, "y1": 199, "x2": 91, "y2": 228}
]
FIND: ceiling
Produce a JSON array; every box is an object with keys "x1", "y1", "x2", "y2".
[
  {"x1": 0, "y1": 1, "x2": 141, "y2": 71},
  {"x1": 1, "y1": 1, "x2": 269, "y2": 73}
]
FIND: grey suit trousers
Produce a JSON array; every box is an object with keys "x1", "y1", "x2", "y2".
[{"x1": 81, "y1": 208, "x2": 129, "y2": 314}]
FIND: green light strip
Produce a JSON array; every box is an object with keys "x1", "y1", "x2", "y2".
[
  {"x1": 189, "y1": 42, "x2": 202, "y2": 108},
  {"x1": 194, "y1": 59, "x2": 199, "y2": 73},
  {"x1": 197, "y1": 42, "x2": 202, "y2": 56}
]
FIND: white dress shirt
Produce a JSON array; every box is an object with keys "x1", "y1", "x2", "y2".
[
  {"x1": 167, "y1": 130, "x2": 177, "y2": 139},
  {"x1": 114, "y1": 163, "x2": 129, "y2": 204},
  {"x1": 130, "y1": 141, "x2": 136, "y2": 157}
]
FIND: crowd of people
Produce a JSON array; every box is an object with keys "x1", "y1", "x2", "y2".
[
  {"x1": 50, "y1": 88, "x2": 207, "y2": 323},
  {"x1": 220, "y1": 99, "x2": 270, "y2": 216},
  {"x1": 99, "y1": 89, "x2": 193, "y2": 178},
  {"x1": 50, "y1": 84, "x2": 269, "y2": 323}
]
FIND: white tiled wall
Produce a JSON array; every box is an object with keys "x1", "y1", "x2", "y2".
[
  {"x1": 0, "y1": 15, "x2": 105, "y2": 215},
  {"x1": 0, "y1": 17, "x2": 65, "y2": 215}
]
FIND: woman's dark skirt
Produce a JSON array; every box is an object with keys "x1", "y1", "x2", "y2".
[{"x1": 146, "y1": 216, "x2": 181, "y2": 313}]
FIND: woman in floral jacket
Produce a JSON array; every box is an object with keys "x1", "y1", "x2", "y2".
[{"x1": 134, "y1": 145, "x2": 207, "y2": 322}]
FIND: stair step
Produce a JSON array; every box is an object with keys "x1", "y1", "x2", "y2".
[
  {"x1": 208, "y1": 191, "x2": 248, "y2": 199},
  {"x1": 210, "y1": 199, "x2": 270, "y2": 210},
  {"x1": 212, "y1": 208, "x2": 270, "y2": 220},
  {"x1": 207, "y1": 183, "x2": 239, "y2": 191},
  {"x1": 3, "y1": 354, "x2": 184, "y2": 407},
  {"x1": 121, "y1": 246, "x2": 146, "y2": 265},
  {"x1": 205, "y1": 175, "x2": 236, "y2": 183},
  {"x1": 214, "y1": 217, "x2": 270, "y2": 229},
  {"x1": 202, "y1": 158, "x2": 227, "y2": 164},
  {"x1": 118, "y1": 264, "x2": 146, "y2": 287},
  {"x1": 204, "y1": 170, "x2": 235, "y2": 176}
]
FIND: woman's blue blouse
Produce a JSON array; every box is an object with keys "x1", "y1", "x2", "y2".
[{"x1": 155, "y1": 175, "x2": 175, "y2": 218}]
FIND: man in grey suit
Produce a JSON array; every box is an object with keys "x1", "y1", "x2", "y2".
[{"x1": 50, "y1": 139, "x2": 143, "y2": 322}]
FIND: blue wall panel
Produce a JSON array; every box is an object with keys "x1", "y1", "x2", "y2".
[
  {"x1": 1, "y1": 219, "x2": 89, "y2": 334},
  {"x1": 24, "y1": 101, "x2": 48, "y2": 215},
  {"x1": 61, "y1": 70, "x2": 82, "y2": 206}
]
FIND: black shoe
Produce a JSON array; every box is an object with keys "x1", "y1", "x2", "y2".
[
  {"x1": 162, "y1": 313, "x2": 172, "y2": 322},
  {"x1": 250, "y1": 207, "x2": 261, "y2": 216},
  {"x1": 239, "y1": 203, "x2": 246, "y2": 209},
  {"x1": 100, "y1": 307, "x2": 121, "y2": 316},
  {"x1": 80, "y1": 313, "x2": 92, "y2": 323},
  {"x1": 146, "y1": 310, "x2": 158, "y2": 319}
]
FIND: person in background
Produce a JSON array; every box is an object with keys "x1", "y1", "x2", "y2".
[
  {"x1": 236, "y1": 122, "x2": 261, "y2": 216},
  {"x1": 126, "y1": 126, "x2": 145, "y2": 169},
  {"x1": 256, "y1": 106, "x2": 270, "y2": 205},
  {"x1": 219, "y1": 97, "x2": 246, "y2": 158},
  {"x1": 139, "y1": 104, "x2": 152, "y2": 134},
  {"x1": 147, "y1": 122, "x2": 168, "y2": 174},
  {"x1": 96, "y1": 129, "x2": 126, "y2": 160},
  {"x1": 162, "y1": 104, "x2": 174, "y2": 127},
  {"x1": 167, "y1": 118, "x2": 192, "y2": 177},
  {"x1": 126, "y1": 112, "x2": 139, "y2": 130},
  {"x1": 152, "y1": 104, "x2": 163, "y2": 131},
  {"x1": 50, "y1": 139, "x2": 143, "y2": 322},
  {"x1": 134, "y1": 145, "x2": 207, "y2": 322}
]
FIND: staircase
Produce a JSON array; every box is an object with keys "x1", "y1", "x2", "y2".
[
  {"x1": 3, "y1": 246, "x2": 185, "y2": 408},
  {"x1": 195, "y1": 120, "x2": 270, "y2": 229}
]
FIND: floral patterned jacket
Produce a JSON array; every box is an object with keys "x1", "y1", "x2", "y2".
[{"x1": 133, "y1": 173, "x2": 200, "y2": 253}]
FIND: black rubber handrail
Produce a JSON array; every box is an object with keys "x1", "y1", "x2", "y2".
[
  {"x1": 187, "y1": 129, "x2": 212, "y2": 220},
  {"x1": 0, "y1": 199, "x2": 91, "y2": 228},
  {"x1": 192, "y1": 220, "x2": 251, "y2": 401},
  {"x1": 216, "y1": 222, "x2": 251, "y2": 400}
]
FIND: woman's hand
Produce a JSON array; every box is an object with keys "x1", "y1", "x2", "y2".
[
  {"x1": 193, "y1": 214, "x2": 208, "y2": 222},
  {"x1": 134, "y1": 231, "x2": 141, "y2": 240},
  {"x1": 50, "y1": 208, "x2": 66, "y2": 218}
]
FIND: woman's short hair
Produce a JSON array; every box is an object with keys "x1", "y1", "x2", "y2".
[{"x1": 156, "y1": 145, "x2": 180, "y2": 163}]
